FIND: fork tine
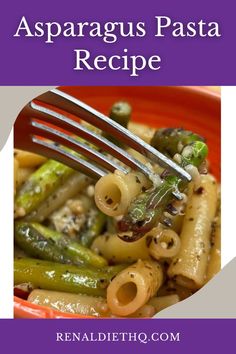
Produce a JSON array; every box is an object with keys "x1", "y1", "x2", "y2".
[
  {"x1": 31, "y1": 120, "x2": 129, "y2": 175},
  {"x1": 31, "y1": 137, "x2": 107, "y2": 180},
  {"x1": 30, "y1": 101, "x2": 154, "y2": 179},
  {"x1": 36, "y1": 88, "x2": 191, "y2": 182}
]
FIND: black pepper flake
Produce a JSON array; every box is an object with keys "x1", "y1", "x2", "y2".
[
  {"x1": 146, "y1": 236, "x2": 152, "y2": 248},
  {"x1": 167, "y1": 239, "x2": 174, "y2": 249},
  {"x1": 130, "y1": 274, "x2": 134, "y2": 278},
  {"x1": 196, "y1": 255, "x2": 201, "y2": 261},
  {"x1": 145, "y1": 265, "x2": 152, "y2": 270},
  {"x1": 122, "y1": 235, "x2": 131, "y2": 241},
  {"x1": 199, "y1": 241, "x2": 205, "y2": 251},
  {"x1": 106, "y1": 198, "x2": 113, "y2": 205},
  {"x1": 154, "y1": 237, "x2": 158, "y2": 244},
  {"x1": 141, "y1": 187, "x2": 147, "y2": 192},
  {"x1": 195, "y1": 187, "x2": 204, "y2": 195},
  {"x1": 210, "y1": 221, "x2": 217, "y2": 246},
  {"x1": 189, "y1": 217, "x2": 194, "y2": 221},
  {"x1": 135, "y1": 176, "x2": 141, "y2": 184}
]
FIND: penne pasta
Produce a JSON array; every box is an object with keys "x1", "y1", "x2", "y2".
[
  {"x1": 206, "y1": 207, "x2": 221, "y2": 281},
  {"x1": 94, "y1": 170, "x2": 150, "y2": 216},
  {"x1": 148, "y1": 294, "x2": 180, "y2": 313},
  {"x1": 91, "y1": 233, "x2": 150, "y2": 264},
  {"x1": 28, "y1": 289, "x2": 110, "y2": 317},
  {"x1": 147, "y1": 226, "x2": 181, "y2": 260},
  {"x1": 107, "y1": 259, "x2": 163, "y2": 316},
  {"x1": 168, "y1": 175, "x2": 218, "y2": 289},
  {"x1": 128, "y1": 122, "x2": 155, "y2": 144},
  {"x1": 14, "y1": 149, "x2": 47, "y2": 167}
]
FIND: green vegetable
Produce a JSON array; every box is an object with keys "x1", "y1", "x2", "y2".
[
  {"x1": 151, "y1": 128, "x2": 204, "y2": 158},
  {"x1": 14, "y1": 258, "x2": 126, "y2": 297},
  {"x1": 15, "y1": 160, "x2": 73, "y2": 216},
  {"x1": 104, "y1": 101, "x2": 132, "y2": 146},
  {"x1": 80, "y1": 211, "x2": 107, "y2": 247},
  {"x1": 181, "y1": 141, "x2": 208, "y2": 167},
  {"x1": 15, "y1": 222, "x2": 108, "y2": 268},
  {"x1": 15, "y1": 222, "x2": 72, "y2": 264},
  {"x1": 119, "y1": 131, "x2": 208, "y2": 239},
  {"x1": 118, "y1": 176, "x2": 183, "y2": 238},
  {"x1": 109, "y1": 101, "x2": 132, "y2": 128}
]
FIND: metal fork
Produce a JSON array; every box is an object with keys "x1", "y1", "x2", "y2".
[{"x1": 14, "y1": 88, "x2": 191, "y2": 200}]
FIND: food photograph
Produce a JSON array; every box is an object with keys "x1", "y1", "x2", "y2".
[{"x1": 13, "y1": 86, "x2": 221, "y2": 319}]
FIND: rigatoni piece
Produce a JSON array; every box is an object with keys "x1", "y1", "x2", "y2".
[
  {"x1": 107, "y1": 259, "x2": 163, "y2": 316},
  {"x1": 14, "y1": 149, "x2": 47, "y2": 167},
  {"x1": 148, "y1": 227, "x2": 181, "y2": 260},
  {"x1": 149, "y1": 294, "x2": 180, "y2": 313},
  {"x1": 28, "y1": 289, "x2": 110, "y2": 317},
  {"x1": 91, "y1": 233, "x2": 150, "y2": 264},
  {"x1": 206, "y1": 207, "x2": 221, "y2": 281},
  {"x1": 168, "y1": 174, "x2": 218, "y2": 289},
  {"x1": 128, "y1": 122, "x2": 155, "y2": 144},
  {"x1": 95, "y1": 170, "x2": 150, "y2": 216}
]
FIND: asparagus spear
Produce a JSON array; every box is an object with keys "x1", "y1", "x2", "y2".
[
  {"x1": 15, "y1": 222, "x2": 108, "y2": 268},
  {"x1": 15, "y1": 222, "x2": 73, "y2": 264},
  {"x1": 109, "y1": 101, "x2": 132, "y2": 128},
  {"x1": 104, "y1": 101, "x2": 132, "y2": 146},
  {"x1": 151, "y1": 128, "x2": 204, "y2": 158},
  {"x1": 118, "y1": 138, "x2": 208, "y2": 239},
  {"x1": 15, "y1": 159, "x2": 73, "y2": 217},
  {"x1": 14, "y1": 258, "x2": 126, "y2": 297},
  {"x1": 80, "y1": 211, "x2": 107, "y2": 247}
]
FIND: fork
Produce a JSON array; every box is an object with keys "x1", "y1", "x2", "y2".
[{"x1": 14, "y1": 88, "x2": 191, "y2": 201}]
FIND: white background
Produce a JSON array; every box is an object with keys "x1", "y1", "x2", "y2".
[{"x1": 0, "y1": 86, "x2": 235, "y2": 318}]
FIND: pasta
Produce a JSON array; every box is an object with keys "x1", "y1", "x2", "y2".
[
  {"x1": 206, "y1": 206, "x2": 221, "y2": 281},
  {"x1": 107, "y1": 260, "x2": 163, "y2": 316},
  {"x1": 13, "y1": 98, "x2": 221, "y2": 319},
  {"x1": 147, "y1": 226, "x2": 181, "y2": 260},
  {"x1": 28, "y1": 289, "x2": 110, "y2": 317},
  {"x1": 91, "y1": 233, "x2": 150, "y2": 264},
  {"x1": 168, "y1": 175, "x2": 218, "y2": 289},
  {"x1": 94, "y1": 170, "x2": 150, "y2": 216}
]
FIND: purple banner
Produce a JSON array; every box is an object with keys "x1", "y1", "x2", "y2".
[
  {"x1": 0, "y1": 319, "x2": 234, "y2": 354},
  {"x1": 0, "y1": 0, "x2": 235, "y2": 85}
]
